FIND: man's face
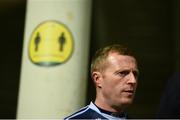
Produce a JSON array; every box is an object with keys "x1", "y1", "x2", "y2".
[{"x1": 98, "y1": 52, "x2": 138, "y2": 110}]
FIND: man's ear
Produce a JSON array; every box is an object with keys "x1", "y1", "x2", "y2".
[{"x1": 92, "y1": 71, "x2": 103, "y2": 88}]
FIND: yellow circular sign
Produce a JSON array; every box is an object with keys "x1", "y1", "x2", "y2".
[{"x1": 29, "y1": 20, "x2": 74, "y2": 66}]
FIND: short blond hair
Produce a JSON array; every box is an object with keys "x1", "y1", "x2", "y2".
[{"x1": 90, "y1": 44, "x2": 135, "y2": 74}]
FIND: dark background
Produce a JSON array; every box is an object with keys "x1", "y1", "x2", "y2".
[{"x1": 0, "y1": 0, "x2": 179, "y2": 118}]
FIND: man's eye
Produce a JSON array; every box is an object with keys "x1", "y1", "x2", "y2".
[
  {"x1": 133, "y1": 71, "x2": 139, "y2": 79},
  {"x1": 117, "y1": 71, "x2": 130, "y2": 77}
]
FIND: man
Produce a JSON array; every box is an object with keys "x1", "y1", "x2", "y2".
[{"x1": 65, "y1": 44, "x2": 139, "y2": 119}]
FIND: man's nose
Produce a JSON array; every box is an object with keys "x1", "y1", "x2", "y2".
[{"x1": 127, "y1": 72, "x2": 137, "y2": 84}]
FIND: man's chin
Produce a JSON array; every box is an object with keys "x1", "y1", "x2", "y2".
[
  {"x1": 113, "y1": 98, "x2": 134, "y2": 110},
  {"x1": 121, "y1": 98, "x2": 134, "y2": 106}
]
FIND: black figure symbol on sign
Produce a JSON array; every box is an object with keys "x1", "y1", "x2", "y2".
[
  {"x1": 34, "y1": 32, "x2": 41, "y2": 52},
  {"x1": 59, "y1": 32, "x2": 66, "y2": 52}
]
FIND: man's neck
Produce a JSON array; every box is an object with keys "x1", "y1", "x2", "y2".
[
  {"x1": 94, "y1": 98, "x2": 123, "y2": 113},
  {"x1": 93, "y1": 101, "x2": 127, "y2": 118}
]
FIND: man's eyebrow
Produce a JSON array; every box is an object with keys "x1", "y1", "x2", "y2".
[
  {"x1": 114, "y1": 68, "x2": 139, "y2": 74},
  {"x1": 114, "y1": 69, "x2": 131, "y2": 74}
]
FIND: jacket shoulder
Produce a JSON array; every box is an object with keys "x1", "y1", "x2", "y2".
[{"x1": 64, "y1": 106, "x2": 106, "y2": 119}]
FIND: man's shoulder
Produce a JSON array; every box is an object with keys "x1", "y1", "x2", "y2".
[{"x1": 64, "y1": 106, "x2": 107, "y2": 119}]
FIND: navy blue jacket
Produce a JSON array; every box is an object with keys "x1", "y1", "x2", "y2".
[{"x1": 64, "y1": 102, "x2": 127, "y2": 119}]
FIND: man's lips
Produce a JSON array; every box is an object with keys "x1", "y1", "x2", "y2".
[{"x1": 123, "y1": 90, "x2": 135, "y2": 94}]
